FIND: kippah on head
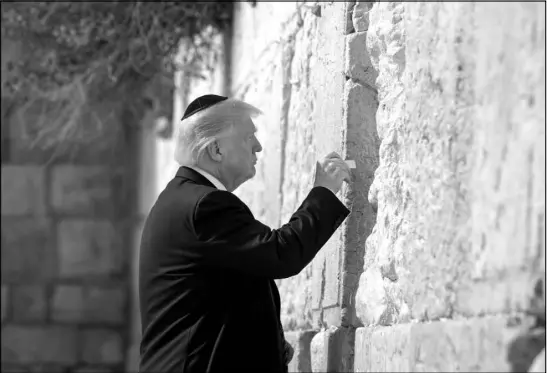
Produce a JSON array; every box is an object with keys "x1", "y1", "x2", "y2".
[{"x1": 181, "y1": 94, "x2": 228, "y2": 121}]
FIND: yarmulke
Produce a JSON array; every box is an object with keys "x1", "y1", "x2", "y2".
[{"x1": 181, "y1": 94, "x2": 228, "y2": 121}]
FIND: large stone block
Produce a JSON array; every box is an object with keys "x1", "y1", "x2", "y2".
[
  {"x1": 354, "y1": 316, "x2": 529, "y2": 372},
  {"x1": 50, "y1": 166, "x2": 114, "y2": 215},
  {"x1": 285, "y1": 330, "x2": 317, "y2": 373},
  {"x1": 352, "y1": 2, "x2": 373, "y2": 32},
  {"x1": 51, "y1": 284, "x2": 126, "y2": 324},
  {"x1": 1, "y1": 326, "x2": 78, "y2": 365},
  {"x1": 80, "y1": 329, "x2": 124, "y2": 365},
  {"x1": 12, "y1": 285, "x2": 47, "y2": 322},
  {"x1": 345, "y1": 32, "x2": 378, "y2": 88},
  {"x1": 310, "y1": 326, "x2": 354, "y2": 372},
  {"x1": 1, "y1": 166, "x2": 46, "y2": 216},
  {"x1": 57, "y1": 220, "x2": 122, "y2": 278},
  {"x1": 1, "y1": 218, "x2": 57, "y2": 283}
]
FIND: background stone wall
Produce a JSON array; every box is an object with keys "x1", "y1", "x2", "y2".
[{"x1": 1, "y1": 38, "x2": 146, "y2": 372}]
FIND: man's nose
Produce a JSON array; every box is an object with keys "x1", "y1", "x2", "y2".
[{"x1": 254, "y1": 139, "x2": 263, "y2": 153}]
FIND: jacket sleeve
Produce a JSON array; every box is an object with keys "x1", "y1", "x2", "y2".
[{"x1": 191, "y1": 186, "x2": 351, "y2": 279}]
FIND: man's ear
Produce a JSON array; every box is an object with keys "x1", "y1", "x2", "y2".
[{"x1": 205, "y1": 140, "x2": 223, "y2": 162}]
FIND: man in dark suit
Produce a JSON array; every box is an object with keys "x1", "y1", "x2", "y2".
[{"x1": 139, "y1": 94, "x2": 352, "y2": 373}]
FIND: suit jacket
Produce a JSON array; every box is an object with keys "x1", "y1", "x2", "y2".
[{"x1": 138, "y1": 166, "x2": 350, "y2": 373}]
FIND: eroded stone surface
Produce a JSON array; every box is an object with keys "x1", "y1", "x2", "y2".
[
  {"x1": 354, "y1": 316, "x2": 526, "y2": 372},
  {"x1": 356, "y1": 1, "x2": 545, "y2": 326}
]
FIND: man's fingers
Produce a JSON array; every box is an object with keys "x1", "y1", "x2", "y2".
[{"x1": 327, "y1": 159, "x2": 351, "y2": 173}]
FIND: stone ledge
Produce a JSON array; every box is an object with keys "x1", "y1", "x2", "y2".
[{"x1": 354, "y1": 315, "x2": 535, "y2": 372}]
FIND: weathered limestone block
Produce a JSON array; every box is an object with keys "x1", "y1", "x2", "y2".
[
  {"x1": 352, "y1": 2, "x2": 373, "y2": 32},
  {"x1": 81, "y1": 329, "x2": 124, "y2": 365},
  {"x1": 354, "y1": 316, "x2": 531, "y2": 372},
  {"x1": 1, "y1": 166, "x2": 46, "y2": 216},
  {"x1": 50, "y1": 166, "x2": 114, "y2": 215},
  {"x1": 57, "y1": 220, "x2": 122, "y2": 278},
  {"x1": 345, "y1": 32, "x2": 378, "y2": 88},
  {"x1": 51, "y1": 284, "x2": 126, "y2": 324},
  {"x1": 1, "y1": 218, "x2": 57, "y2": 282},
  {"x1": 230, "y1": 2, "x2": 299, "y2": 92},
  {"x1": 310, "y1": 326, "x2": 354, "y2": 372},
  {"x1": 1, "y1": 326, "x2": 78, "y2": 365},
  {"x1": 284, "y1": 330, "x2": 317, "y2": 373},
  {"x1": 12, "y1": 286, "x2": 47, "y2": 322}
]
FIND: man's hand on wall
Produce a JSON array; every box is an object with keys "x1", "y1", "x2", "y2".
[{"x1": 313, "y1": 152, "x2": 352, "y2": 194}]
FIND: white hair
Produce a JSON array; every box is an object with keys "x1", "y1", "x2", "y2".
[{"x1": 174, "y1": 98, "x2": 263, "y2": 166}]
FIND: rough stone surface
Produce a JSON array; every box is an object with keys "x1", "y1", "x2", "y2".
[
  {"x1": 12, "y1": 286, "x2": 47, "y2": 322},
  {"x1": 57, "y1": 220, "x2": 122, "y2": 278},
  {"x1": 50, "y1": 166, "x2": 114, "y2": 215},
  {"x1": 352, "y1": 2, "x2": 373, "y2": 32},
  {"x1": 1, "y1": 166, "x2": 46, "y2": 216},
  {"x1": 51, "y1": 285, "x2": 126, "y2": 324},
  {"x1": 1, "y1": 326, "x2": 78, "y2": 364},
  {"x1": 345, "y1": 32, "x2": 377, "y2": 88},
  {"x1": 341, "y1": 78, "x2": 379, "y2": 327},
  {"x1": 310, "y1": 327, "x2": 354, "y2": 372},
  {"x1": 354, "y1": 316, "x2": 533, "y2": 372},
  {"x1": 81, "y1": 329, "x2": 124, "y2": 364},
  {"x1": 285, "y1": 330, "x2": 317, "y2": 373},
  {"x1": 355, "y1": 1, "x2": 545, "y2": 327},
  {"x1": 1, "y1": 218, "x2": 57, "y2": 283}
]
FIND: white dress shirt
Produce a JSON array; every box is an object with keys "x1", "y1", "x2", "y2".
[{"x1": 187, "y1": 166, "x2": 227, "y2": 191}]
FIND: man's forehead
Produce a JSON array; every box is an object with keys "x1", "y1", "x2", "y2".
[{"x1": 242, "y1": 117, "x2": 257, "y2": 133}]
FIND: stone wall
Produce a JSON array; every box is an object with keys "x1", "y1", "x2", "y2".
[
  {"x1": 1, "y1": 38, "x2": 147, "y2": 372},
  {"x1": 230, "y1": 1, "x2": 545, "y2": 372}
]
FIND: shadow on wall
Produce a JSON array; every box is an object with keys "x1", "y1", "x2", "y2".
[{"x1": 507, "y1": 277, "x2": 546, "y2": 372}]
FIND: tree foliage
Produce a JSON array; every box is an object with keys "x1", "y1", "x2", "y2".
[{"x1": 1, "y1": 1, "x2": 233, "y2": 147}]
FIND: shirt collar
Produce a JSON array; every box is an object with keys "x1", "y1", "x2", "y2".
[{"x1": 186, "y1": 166, "x2": 227, "y2": 191}]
